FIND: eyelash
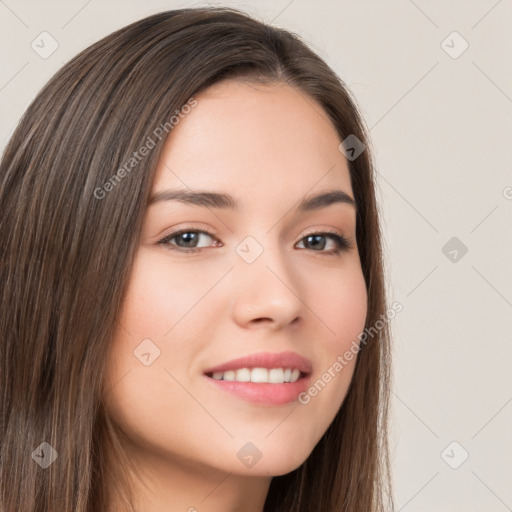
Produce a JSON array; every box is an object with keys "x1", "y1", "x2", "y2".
[{"x1": 157, "y1": 228, "x2": 353, "y2": 256}]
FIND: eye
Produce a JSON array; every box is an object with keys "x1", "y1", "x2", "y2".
[
  {"x1": 157, "y1": 228, "x2": 353, "y2": 255},
  {"x1": 296, "y1": 230, "x2": 353, "y2": 255},
  {"x1": 158, "y1": 229, "x2": 219, "y2": 253}
]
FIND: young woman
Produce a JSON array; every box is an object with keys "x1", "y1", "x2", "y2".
[{"x1": 0, "y1": 7, "x2": 394, "y2": 512}]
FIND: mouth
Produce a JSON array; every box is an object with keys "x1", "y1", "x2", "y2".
[
  {"x1": 202, "y1": 351, "x2": 312, "y2": 405},
  {"x1": 204, "y1": 367, "x2": 309, "y2": 384}
]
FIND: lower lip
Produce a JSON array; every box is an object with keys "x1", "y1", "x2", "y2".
[{"x1": 203, "y1": 374, "x2": 311, "y2": 405}]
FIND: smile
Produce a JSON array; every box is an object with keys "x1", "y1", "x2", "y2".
[{"x1": 206, "y1": 367, "x2": 302, "y2": 383}]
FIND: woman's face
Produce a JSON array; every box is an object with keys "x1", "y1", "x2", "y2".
[{"x1": 103, "y1": 79, "x2": 367, "y2": 482}]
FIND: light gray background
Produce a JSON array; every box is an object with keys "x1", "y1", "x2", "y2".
[{"x1": 1, "y1": 1, "x2": 511, "y2": 510}]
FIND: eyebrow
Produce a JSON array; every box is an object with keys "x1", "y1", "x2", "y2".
[{"x1": 148, "y1": 188, "x2": 356, "y2": 212}]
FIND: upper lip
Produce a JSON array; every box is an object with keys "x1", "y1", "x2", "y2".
[{"x1": 203, "y1": 351, "x2": 313, "y2": 375}]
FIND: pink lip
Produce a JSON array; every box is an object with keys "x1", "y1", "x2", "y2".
[
  {"x1": 203, "y1": 350, "x2": 313, "y2": 375},
  {"x1": 203, "y1": 351, "x2": 313, "y2": 406},
  {"x1": 204, "y1": 376, "x2": 312, "y2": 405}
]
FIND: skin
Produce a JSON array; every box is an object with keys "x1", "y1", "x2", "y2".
[{"x1": 103, "y1": 79, "x2": 368, "y2": 512}]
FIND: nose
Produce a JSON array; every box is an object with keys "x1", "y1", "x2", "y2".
[{"x1": 231, "y1": 242, "x2": 304, "y2": 330}]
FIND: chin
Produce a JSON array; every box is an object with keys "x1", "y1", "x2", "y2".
[{"x1": 229, "y1": 442, "x2": 312, "y2": 477}]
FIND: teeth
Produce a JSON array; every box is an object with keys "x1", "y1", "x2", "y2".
[
  {"x1": 210, "y1": 367, "x2": 302, "y2": 383},
  {"x1": 251, "y1": 368, "x2": 268, "y2": 383},
  {"x1": 268, "y1": 368, "x2": 284, "y2": 383},
  {"x1": 222, "y1": 370, "x2": 235, "y2": 381},
  {"x1": 235, "y1": 368, "x2": 251, "y2": 382}
]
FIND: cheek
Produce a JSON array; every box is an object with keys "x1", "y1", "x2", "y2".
[
  {"x1": 277, "y1": 264, "x2": 367, "y2": 456},
  {"x1": 101, "y1": 253, "x2": 208, "y2": 454},
  {"x1": 314, "y1": 262, "x2": 368, "y2": 353},
  {"x1": 117, "y1": 250, "x2": 218, "y2": 341},
  {"x1": 306, "y1": 263, "x2": 367, "y2": 405},
  {"x1": 103, "y1": 249, "x2": 228, "y2": 414}
]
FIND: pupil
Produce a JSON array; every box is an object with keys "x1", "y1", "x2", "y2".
[
  {"x1": 180, "y1": 232, "x2": 197, "y2": 247},
  {"x1": 307, "y1": 235, "x2": 325, "y2": 250}
]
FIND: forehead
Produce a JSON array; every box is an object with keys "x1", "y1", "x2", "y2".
[{"x1": 152, "y1": 79, "x2": 353, "y2": 203}]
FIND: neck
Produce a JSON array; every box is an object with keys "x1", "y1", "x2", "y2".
[{"x1": 104, "y1": 434, "x2": 271, "y2": 512}]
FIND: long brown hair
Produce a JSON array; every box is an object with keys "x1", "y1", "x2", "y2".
[{"x1": 0, "y1": 7, "x2": 394, "y2": 511}]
